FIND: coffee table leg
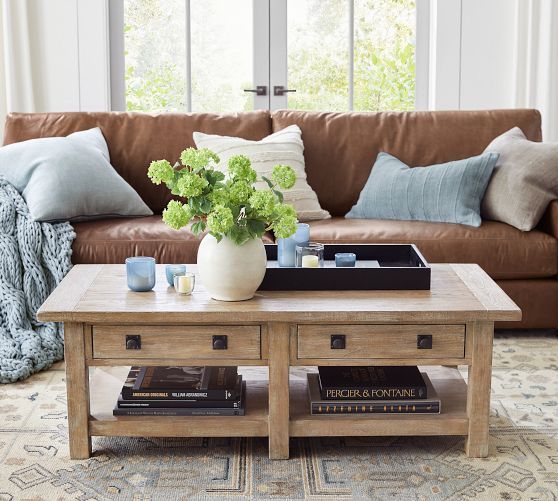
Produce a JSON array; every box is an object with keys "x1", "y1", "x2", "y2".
[
  {"x1": 64, "y1": 322, "x2": 92, "y2": 459},
  {"x1": 465, "y1": 321, "x2": 494, "y2": 457},
  {"x1": 268, "y1": 322, "x2": 290, "y2": 459}
]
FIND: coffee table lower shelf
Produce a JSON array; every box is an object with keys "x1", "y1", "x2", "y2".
[{"x1": 88, "y1": 366, "x2": 468, "y2": 439}]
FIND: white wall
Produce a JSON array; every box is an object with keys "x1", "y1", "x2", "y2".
[
  {"x1": 429, "y1": 0, "x2": 558, "y2": 140},
  {"x1": 25, "y1": 0, "x2": 109, "y2": 112},
  {"x1": 460, "y1": 0, "x2": 518, "y2": 110}
]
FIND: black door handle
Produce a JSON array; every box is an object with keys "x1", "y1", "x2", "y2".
[
  {"x1": 243, "y1": 86, "x2": 267, "y2": 96},
  {"x1": 274, "y1": 85, "x2": 297, "y2": 96}
]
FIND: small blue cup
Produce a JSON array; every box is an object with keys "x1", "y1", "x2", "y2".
[
  {"x1": 335, "y1": 252, "x2": 356, "y2": 267},
  {"x1": 126, "y1": 257, "x2": 156, "y2": 291},
  {"x1": 165, "y1": 264, "x2": 187, "y2": 286}
]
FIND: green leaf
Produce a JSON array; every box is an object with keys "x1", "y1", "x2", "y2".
[
  {"x1": 191, "y1": 220, "x2": 206, "y2": 235},
  {"x1": 189, "y1": 197, "x2": 201, "y2": 213},
  {"x1": 261, "y1": 176, "x2": 274, "y2": 189},
  {"x1": 210, "y1": 231, "x2": 223, "y2": 243},
  {"x1": 199, "y1": 197, "x2": 212, "y2": 214},
  {"x1": 272, "y1": 189, "x2": 284, "y2": 203},
  {"x1": 227, "y1": 225, "x2": 252, "y2": 246},
  {"x1": 246, "y1": 219, "x2": 267, "y2": 238},
  {"x1": 206, "y1": 170, "x2": 225, "y2": 186}
]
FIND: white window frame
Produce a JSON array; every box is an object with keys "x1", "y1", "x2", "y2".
[{"x1": 109, "y1": 0, "x2": 433, "y2": 112}]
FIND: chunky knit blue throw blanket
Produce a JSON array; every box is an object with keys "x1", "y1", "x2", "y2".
[{"x1": 0, "y1": 178, "x2": 75, "y2": 383}]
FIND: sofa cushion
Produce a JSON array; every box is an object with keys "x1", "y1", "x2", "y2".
[
  {"x1": 72, "y1": 216, "x2": 274, "y2": 264},
  {"x1": 346, "y1": 152, "x2": 498, "y2": 227},
  {"x1": 193, "y1": 125, "x2": 330, "y2": 221},
  {"x1": 482, "y1": 127, "x2": 558, "y2": 231},
  {"x1": 272, "y1": 109, "x2": 542, "y2": 216},
  {"x1": 3, "y1": 111, "x2": 272, "y2": 214},
  {"x1": 0, "y1": 127, "x2": 152, "y2": 222},
  {"x1": 307, "y1": 218, "x2": 557, "y2": 280}
]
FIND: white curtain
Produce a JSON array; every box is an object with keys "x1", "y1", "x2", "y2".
[
  {"x1": 0, "y1": 0, "x2": 36, "y2": 139},
  {"x1": 514, "y1": 0, "x2": 558, "y2": 141}
]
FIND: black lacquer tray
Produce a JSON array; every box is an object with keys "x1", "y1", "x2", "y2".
[{"x1": 259, "y1": 244, "x2": 431, "y2": 291}]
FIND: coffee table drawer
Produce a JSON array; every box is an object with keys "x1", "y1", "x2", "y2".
[
  {"x1": 92, "y1": 325, "x2": 261, "y2": 359},
  {"x1": 297, "y1": 325, "x2": 465, "y2": 359}
]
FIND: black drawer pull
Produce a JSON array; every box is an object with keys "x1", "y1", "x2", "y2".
[
  {"x1": 125, "y1": 335, "x2": 141, "y2": 350},
  {"x1": 417, "y1": 334, "x2": 432, "y2": 349},
  {"x1": 212, "y1": 335, "x2": 228, "y2": 350},
  {"x1": 331, "y1": 334, "x2": 346, "y2": 350}
]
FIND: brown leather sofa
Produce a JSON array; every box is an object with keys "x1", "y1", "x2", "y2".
[{"x1": 4, "y1": 109, "x2": 557, "y2": 329}]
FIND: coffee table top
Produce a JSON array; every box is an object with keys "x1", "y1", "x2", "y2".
[{"x1": 37, "y1": 264, "x2": 521, "y2": 324}]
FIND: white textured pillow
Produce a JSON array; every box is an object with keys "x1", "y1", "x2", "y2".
[{"x1": 193, "y1": 125, "x2": 330, "y2": 221}]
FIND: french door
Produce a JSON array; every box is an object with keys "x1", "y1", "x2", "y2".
[{"x1": 112, "y1": 0, "x2": 418, "y2": 113}]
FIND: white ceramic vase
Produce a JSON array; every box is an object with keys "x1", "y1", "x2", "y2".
[{"x1": 197, "y1": 234, "x2": 267, "y2": 301}]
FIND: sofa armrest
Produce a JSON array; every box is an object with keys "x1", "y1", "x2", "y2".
[{"x1": 540, "y1": 200, "x2": 558, "y2": 239}]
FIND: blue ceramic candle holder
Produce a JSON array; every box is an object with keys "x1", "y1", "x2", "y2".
[
  {"x1": 335, "y1": 252, "x2": 356, "y2": 267},
  {"x1": 277, "y1": 223, "x2": 310, "y2": 267},
  {"x1": 126, "y1": 257, "x2": 156, "y2": 291},
  {"x1": 165, "y1": 264, "x2": 187, "y2": 286}
]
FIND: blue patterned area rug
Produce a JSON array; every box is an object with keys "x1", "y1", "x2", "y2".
[{"x1": 1, "y1": 333, "x2": 557, "y2": 500}]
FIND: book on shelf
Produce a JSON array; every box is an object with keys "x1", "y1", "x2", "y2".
[
  {"x1": 113, "y1": 381, "x2": 246, "y2": 417},
  {"x1": 308, "y1": 373, "x2": 440, "y2": 414},
  {"x1": 117, "y1": 376, "x2": 242, "y2": 408},
  {"x1": 121, "y1": 366, "x2": 240, "y2": 401},
  {"x1": 318, "y1": 365, "x2": 427, "y2": 400}
]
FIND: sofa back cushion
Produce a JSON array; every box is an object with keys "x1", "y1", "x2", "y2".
[
  {"x1": 271, "y1": 109, "x2": 542, "y2": 216},
  {"x1": 3, "y1": 111, "x2": 272, "y2": 213}
]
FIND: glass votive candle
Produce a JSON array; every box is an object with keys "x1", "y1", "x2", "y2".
[
  {"x1": 277, "y1": 223, "x2": 310, "y2": 267},
  {"x1": 335, "y1": 252, "x2": 356, "y2": 267},
  {"x1": 296, "y1": 242, "x2": 324, "y2": 268},
  {"x1": 174, "y1": 272, "x2": 195, "y2": 295},
  {"x1": 126, "y1": 257, "x2": 156, "y2": 292},
  {"x1": 165, "y1": 264, "x2": 187, "y2": 286}
]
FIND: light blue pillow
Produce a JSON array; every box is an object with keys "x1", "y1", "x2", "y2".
[
  {"x1": 346, "y1": 152, "x2": 499, "y2": 227},
  {"x1": 0, "y1": 127, "x2": 153, "y2": 222}
]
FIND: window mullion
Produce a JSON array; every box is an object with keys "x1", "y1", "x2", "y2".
[
  {"x1": 185, "y1": 0, "x2": 192, "y2": 112},
  {"x1": 348, "y1": 0, "x2": 354, "y2": 111}
]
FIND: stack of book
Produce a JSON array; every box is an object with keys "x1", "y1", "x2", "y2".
[
  {"x1": 307, "y1": 366, "x2": 440, "y2": 415},
  {"x1": 113, "y1": 366, "x2": 245, "y2": 416}
]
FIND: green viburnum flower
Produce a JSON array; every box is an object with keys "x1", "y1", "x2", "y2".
[
  {"x1": 180, "y1": 147, "x2": 220, "y2": 170},
  {"x1": 229, "y1": 181, "x2": 254, "y2": 204},
  {"x1": 228, "y1": 155, "x2": 257, "y2": 183},
  {"x1": 207, "y1": 188, "x2": 229, "y2": 206},
  {"x1": 271, "y1": 164, "x2": 296, "y2": 190},
  {"x1": 249, "y1": 190, "x2": 276, "y2": 218},
  {"x1": 176, "y1": 172, "x2": 208, "y2": 198},
  {"x1": 162, "y1": 200, "x2": 192, "y2": 230},
  {"x1": 207, "y1": 205, "x2": 234, "y2": 235},
  {"x1": 147, "y1": 159, "x2": 174, "y2": 185},
  {"x1": 271, "y1": 204, "x2": 298, "y2": 238}
]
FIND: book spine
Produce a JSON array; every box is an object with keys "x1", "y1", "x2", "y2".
[
  {"x1": 121, "y1": 388, "x2": 239, "y2": 401},
  {"x1": 113, "y1": 407, "x2": 245, "y2": 417},
  {"x1": 118, "y1": 399, "x2": 240, "y2": 409},
  {"x1": 320, "y1": 385, "x2": 427, "y2": 401},
  {"x1": 311, "y1": 402, "x2": 440, "y2": 414}
]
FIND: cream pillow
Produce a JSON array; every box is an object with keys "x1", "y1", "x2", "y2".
[
  {"x1": 482, "y1": 127, "x2": 558, "y2": 231},
  {"x1": 193, "y1": 125, "x2": 330, "y2": 221}
]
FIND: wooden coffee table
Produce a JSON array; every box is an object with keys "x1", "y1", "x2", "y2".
[{"x1": 37, "y1": 263, "x2": 521, "y2": 460}]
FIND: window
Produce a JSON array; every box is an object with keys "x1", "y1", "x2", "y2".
[{"x1": 114, "y1": 0, "x2": 419, "y2": 113}]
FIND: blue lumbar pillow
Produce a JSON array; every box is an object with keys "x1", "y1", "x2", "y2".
[
  {"x1": 0, "y1": 127, "x2": 152, "y2": 222},
  {"x1": 345, "y1": 152, "x2": 499, "y2": 227}
]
